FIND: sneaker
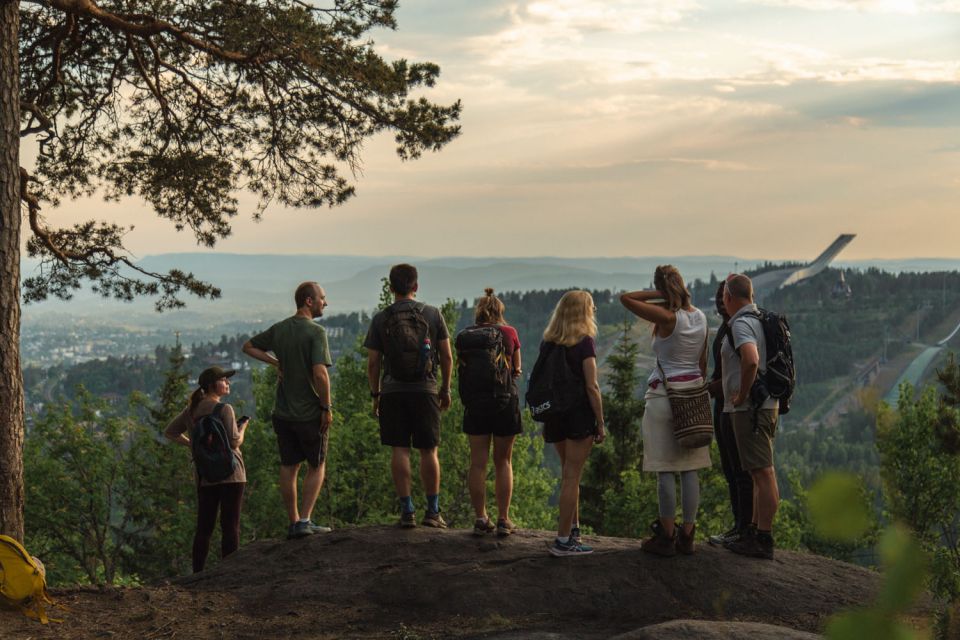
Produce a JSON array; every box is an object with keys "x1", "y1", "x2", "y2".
[
  {"x1": 496, "y1": 518, "x2": 515, "y2": 537},
  {"x1": 549, "y1": 537, "x2": 594, "y2": 557},
  {"x1": 726, "y1": 527, "x2": 774, "y2": 560},
  {"x1": 473, "y1": 517, "x2": 495, "y2": 536},
  {"x1": 422, "y1": 510, "x2": 448, "y2": 529},
  {"x1": 677, "y1": 524, "x2": 696, "y2": 555},
  {"x1": 400, "y1": 510, "x2": 417, "y2": 528},
  {"x1": 640, "y1": 520, "x2": 676, "y2": 557},
  {"x1": 570, "y1": 525, "x2": 581, "y2": 543},
  {"x1": 306, "y1": 520, "x2": 332, "y2": 534},
  {"x1": 286, "y1": 521, "x2": 314, "y2": 539},
  {"x1": 708, "y1": 526, "x2": 741, "y2": 547}
]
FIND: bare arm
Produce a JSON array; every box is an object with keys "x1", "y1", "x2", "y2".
[
  {"x1": 163, "y1": 409, "x2": 192, "y2": 448},
  {"x1": 733, "y1": 342, "x2": 760, "y2": 407},
  {"x1": 367, "y1": 349, "x2": 382, "y2": 416},
  {"x1": 438, "y1": 338, "x2": 453, "y2": 410},
  {"x1": 313, "y1": 363, "x2": 332, "y2": 432},
  {"x1": 619, "y1": 291, "x2": 676, "y2": 331},
  {"x1": 581, "y1": 357, "x2": 606, "y2": 443},
  {"x1": 512, "y1": 349, "x2": 522, "y2": 377},
  {"x1": 242, "y1": 340, "x2": 280, "y2": 369}
]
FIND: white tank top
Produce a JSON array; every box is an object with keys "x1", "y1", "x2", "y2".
[{"x1": 647, "y1": 307, "x2": 708, "y2": 385}]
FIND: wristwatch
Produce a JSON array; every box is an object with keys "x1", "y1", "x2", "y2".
[
  {"x1": 370, "y1": 391, "x2": 381, "y2": 398},
  {"x1": 319, "y1": 403, "x2": 331, "y2": 412}
]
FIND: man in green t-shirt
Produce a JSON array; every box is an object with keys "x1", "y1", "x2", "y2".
[{"x1": 243, "y1": 282, "x2": 334, "y2": 540}]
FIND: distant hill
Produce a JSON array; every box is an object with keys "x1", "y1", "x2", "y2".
[{"x1": 20, "y1": 253, "x2": 960, "y2": 325}]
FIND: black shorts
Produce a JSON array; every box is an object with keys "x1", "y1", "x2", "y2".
[
  {"x1": 463, "y1": 394, "x2": 522, "y2": 437},
  {"x1": 542, "y1": 404, "x2": 598, "y2": 443},
  {"x1": 273, "y1": 416, "x2": 328, "y2": 468},
  {"x1": 379, "y1": 393, "x2": 441, "y2": 450}
]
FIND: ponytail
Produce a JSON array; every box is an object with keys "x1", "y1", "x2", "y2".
[{"x1": 188, "y1": 387, "x2": 205, "y2": 415}]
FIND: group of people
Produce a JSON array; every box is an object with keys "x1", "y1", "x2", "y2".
[{"x1": 165, "y1": 263, "x2": 783, "y2": 572}]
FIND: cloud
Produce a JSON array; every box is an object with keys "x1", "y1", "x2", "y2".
[
  {"x1": 747, "y1": 0, "x2": 960, "y2": 13},
  {"x1": 467, "y1": 0, "x2": 700, "y2": 68}
]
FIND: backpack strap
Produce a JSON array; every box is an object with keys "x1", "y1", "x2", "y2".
[
  {"x1": 725, "y1": 310, "x2": 761, "y2": 358},
  {"x1": 212, "y1": 402, "x2": 225, "y2": 419}
]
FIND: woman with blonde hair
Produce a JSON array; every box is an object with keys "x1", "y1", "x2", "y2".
[
  {"x1": 455, "y1": 288, "x2": 523, "y2": 537},
  {"x1": 530, "y1": 290, "x2": 606, "y2": 556},
  {"x1": 621, "y1": 265, "x2": 710, "y2": 556}
]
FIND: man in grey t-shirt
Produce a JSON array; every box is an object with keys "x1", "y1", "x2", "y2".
[
  {"x1": 719, "y1": 273, "x2": 779, "y2": 560},
  {"x1": 365, "y1": 264, "x2": 453, "y2": 529}
]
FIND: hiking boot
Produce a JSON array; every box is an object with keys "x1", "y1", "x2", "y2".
[
  {"x1": 400, "y1": 510, "x2": 417, "y2": 528},
  {"x1": 286, "y1": 521, "x2": 314, "y2": 540},
  {"x1": 549, "y1": 537, "x2": 594, "y2": 557},
  {"x1": 496, "y1": 518, "x2": 516, "y2": 537},
  {"x1": 307, "y1": 520, "x2": 332, "y2": 534},
  {"x1": 422, "y1": 510, "x2": 448, "y2": 529},
  {"x1": 708, "y1": 526, "x2": 741, "y2": 547},
  {"x1": 473, "y1": 517, "x2": 495, "y2": 536},
  {"x1": 726, "y1": 527, "x2": 774, "y2": 560},
  {"x1": 677, "y1": 524, "x2": 696, "y2": 555},
  {"x1": 570, "y1": 525, "x2": 581, "y2": 543},
  {"x1": 641, "y1": 520, "x2": 677, "y2": 557}
]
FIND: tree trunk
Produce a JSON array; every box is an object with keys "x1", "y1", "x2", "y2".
[{"x1": 0, "y1": 0, "x2": 24, "y2": 542}]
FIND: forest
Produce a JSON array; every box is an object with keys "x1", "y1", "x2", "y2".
[{"x1": 17, "y1": 266, "x2": 960, "y2": 634}]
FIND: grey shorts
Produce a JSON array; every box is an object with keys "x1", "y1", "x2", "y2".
[{"x1": 730, "y1": 408, "x2": 779, "y2": 471}]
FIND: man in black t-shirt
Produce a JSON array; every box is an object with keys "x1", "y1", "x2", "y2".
[{"x1": 364, "y1": 264, "x2": 453, "y2": 529}]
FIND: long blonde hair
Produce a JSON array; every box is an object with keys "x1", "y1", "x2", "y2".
[
  {"x1": 543, "y1": 290, "x2": 597, "y2": 346},
  {"x1": 653, "y1": 265, "x2": 691, "y2": 312},
  {"x1": 475, "y1": 288, "x2": 506, "y2": 325}
]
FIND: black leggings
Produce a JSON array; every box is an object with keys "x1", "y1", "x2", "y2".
[
  {"x1": 193, "y1": 482, "x2": 245, "y2": 573},
  {"x1": 714, "y1": 406, "x2": 754, "y2": 529}
]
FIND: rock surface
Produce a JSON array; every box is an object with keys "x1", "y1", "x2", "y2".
[{"x1": 0, "y1": 525, "x2": 901, "y2": 639}]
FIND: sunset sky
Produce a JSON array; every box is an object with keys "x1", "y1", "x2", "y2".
[{"x1": 24, "y1": 0, "x2": 960, "y2": 261}]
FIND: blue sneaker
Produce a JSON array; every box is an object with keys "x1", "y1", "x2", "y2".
[
  {"x1": 549, "y1": 537, "x2": 594, "y2": 557},
  {"x1": 287, "y1": 521, "x2": 314, "y2": 539}
]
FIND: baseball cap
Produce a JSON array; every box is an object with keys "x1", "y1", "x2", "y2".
[{"x1": 198, "y1": 366, "x2": 236, "y2": 389}]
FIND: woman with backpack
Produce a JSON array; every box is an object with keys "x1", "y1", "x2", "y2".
[
  {"x1": 456, "y1": 289, "x2": 523, "y2": 537},
  {"x1": 620, "y1": 265, "x2": 710, "y2": 556},
  {"x1": 164, "y1": 365, "x2": 249, "y2": 572},
  {"x1": 530, "y1": 290, "x2": 606, "y2": 557}
]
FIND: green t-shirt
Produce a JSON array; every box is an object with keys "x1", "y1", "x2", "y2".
[{"x1": 250, "y1": 316, "x2": 333, "y2": 421}]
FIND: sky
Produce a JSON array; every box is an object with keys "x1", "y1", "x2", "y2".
[{"x1": 23, "y1": 0, "x2": 960, "y2": 261}]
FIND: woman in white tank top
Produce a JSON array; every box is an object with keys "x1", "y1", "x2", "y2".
[{"x1": 620, "y1": 265, "x2": 711, "y2": 557}]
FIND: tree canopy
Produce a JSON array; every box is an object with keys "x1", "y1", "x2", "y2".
[
  {"x1": 0, "y1": 0, "x2": 460, "y2": 540},
  {"x1": 17, "y1": 0, "x2": 460, "y2": 308}
]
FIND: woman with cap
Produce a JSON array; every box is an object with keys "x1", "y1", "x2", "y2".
[{"x1": 165, "y1": 365, "x2": 249, "y2": 572}]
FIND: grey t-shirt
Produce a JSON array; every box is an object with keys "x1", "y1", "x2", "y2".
[
  {"x1": 364, "y1": 299, "x2": 449, "y2": 394},
  {"x1": 720, "y1": 304, "x2": 778, "y2": 413}
]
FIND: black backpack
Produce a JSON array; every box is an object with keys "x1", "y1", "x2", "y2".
[
  {"x1": 383, "y1": 302, "x2": 433, "y2": 382},
  {"x1": 525, "y1": 342, "x2": 587, "y2": 422},
  {"x1": 191, "y1": 403, "x2": 238, "y2": 483},
  {"x1": 729, "y1": 308, "x2": 796, "y2": 415},
  {"x1": 455, "y1": 325, "x2": 514, "y2": 414}
]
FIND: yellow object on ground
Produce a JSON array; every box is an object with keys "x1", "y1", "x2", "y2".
[{"x1": 0, "y1": 534, "x2": 57, "y2": 624}]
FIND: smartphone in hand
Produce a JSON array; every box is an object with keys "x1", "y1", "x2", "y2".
[{"x1": 238, "y1": 415, "x2": 251, "y2": 426}]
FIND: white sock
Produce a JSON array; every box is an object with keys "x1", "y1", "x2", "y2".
[
  {"x1": 557, "y1": 536, "x2": 570, "y2": 544},
  {"x1": 298, "y1": 518, "x2": 309, "y2": 524}
]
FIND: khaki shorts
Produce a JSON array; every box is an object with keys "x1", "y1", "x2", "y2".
[{"x1": 730, "y1": 408, "x2": 779, "y2": 471}]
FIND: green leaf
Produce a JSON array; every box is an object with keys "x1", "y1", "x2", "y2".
[
  {"x1": 826, "y1": 609, "x2": 917, "y2": 640},
  {"x1": 876, "y1": 525, "x2": 929, "y2": 613},
  {"x1": 807, "y1": 472, "x2": 872, "y2": 542}
]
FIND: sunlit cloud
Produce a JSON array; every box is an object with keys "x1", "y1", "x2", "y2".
[{"x1": 748, "y1": 0, "x2": 960, "y2": 13}]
